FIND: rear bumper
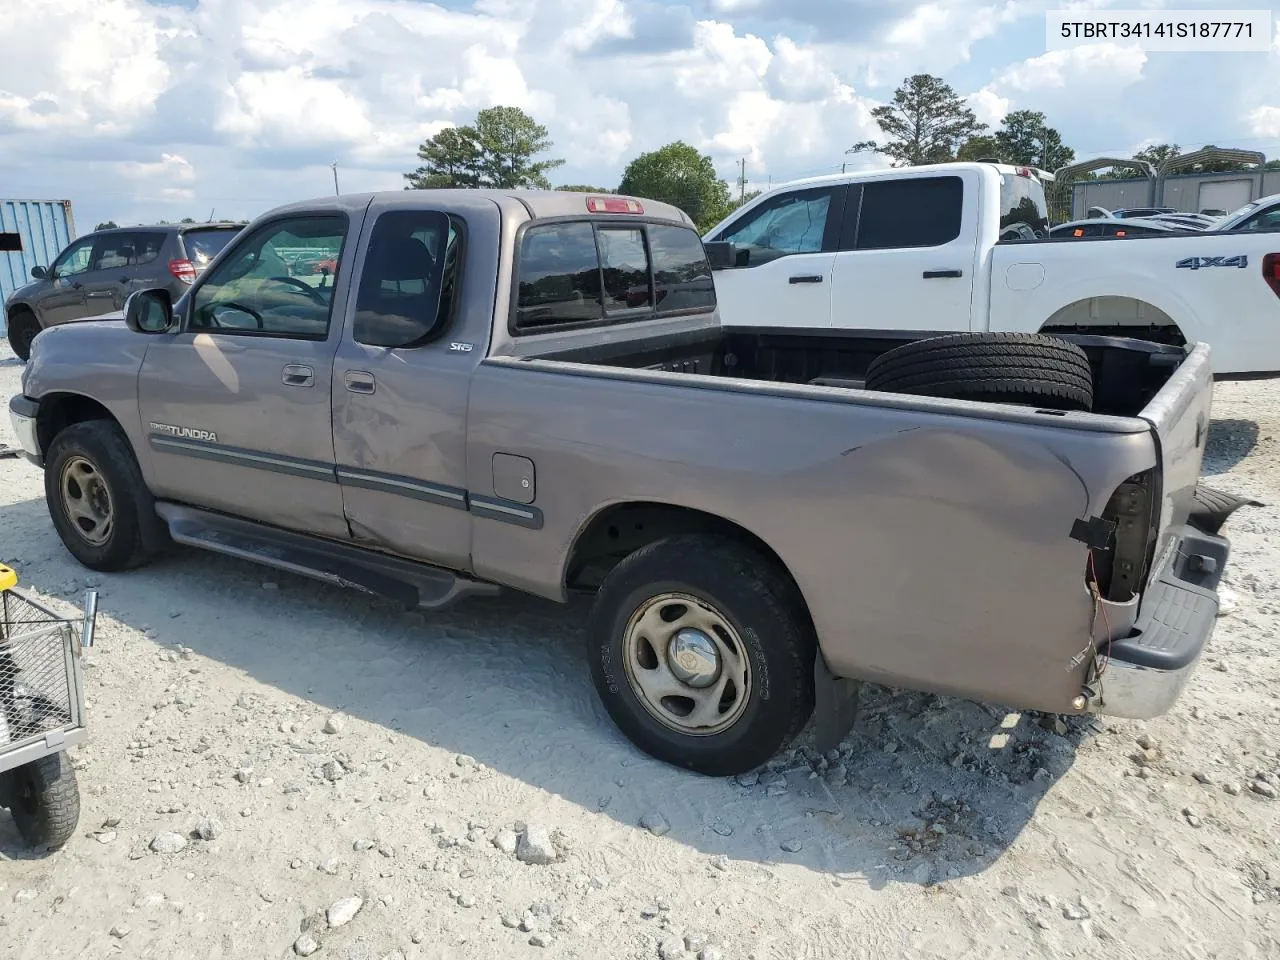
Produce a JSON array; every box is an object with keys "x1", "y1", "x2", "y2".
[
  {"x1": 1092, "y1": 523, "x2": 1228, "y2": 720},
  {"x1": 7, "y1": 394, "x2": 41, "y2": 466}
]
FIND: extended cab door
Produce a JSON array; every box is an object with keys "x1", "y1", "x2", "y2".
[
  {"x1": 136, "y1": 213, "x2": 352, "y2": 537},
  {"x1": 707, "y1": 184, "x2": 847, "y2": 328},
  {"x1": 827, "y1": 171, "x2": 979, "y2": 331},
  {"x1": 328, "y1": 196, "x2": 489, "y2": 572}
]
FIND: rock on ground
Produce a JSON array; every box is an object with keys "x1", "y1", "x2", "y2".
[
  {"x1": 326, "y1": 896, "x2": 363, "y2": 928},
  {"x1": 516, "y1": 824, "x2": 558, "y2": 865}
]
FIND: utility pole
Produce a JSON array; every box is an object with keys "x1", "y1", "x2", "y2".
[
  {"x1": 331, "y1": 162, "x2": 340, "y2": 196},
  {"x1": 737, "y1": 158, "x2": 748, "y2": 201}
]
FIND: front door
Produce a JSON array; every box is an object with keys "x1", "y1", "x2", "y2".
[
  {"x1": 80, "y1": 231, "x2": 168, "y2": 316},
  {"x1": 706, "y1": 184, "x2": 846, "y2": 329},
  {"x1": 137, "y1": 213, "x2": 352, "y2": 537},
  {"x1": 330, "y1": 197, "x2": 480, "y2": 572},
  {"x1": 827, "y1": 172, "x2": 979, "y2": 333},
  {"x1": 36, "y1": 235, "x2": 95, "y2": 326}
]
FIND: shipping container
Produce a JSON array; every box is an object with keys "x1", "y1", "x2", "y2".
[{"x1": 1, "y1": 199, "x2": 76, "y2": 336}]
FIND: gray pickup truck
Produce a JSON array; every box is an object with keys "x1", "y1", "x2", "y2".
[{"x1": 7, "y1": 189, "x2": 1251, "y2": 777}]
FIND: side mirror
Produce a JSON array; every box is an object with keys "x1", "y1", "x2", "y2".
[
  {"x1": 703, "y1": 241, "x2": 747, "y2": 269},
  {"x1": 124, "y1": 289, "x2": 175, "y2": 334},
  {"x1": 30, "y1": 265, "x2": 47, "y2": 280}
]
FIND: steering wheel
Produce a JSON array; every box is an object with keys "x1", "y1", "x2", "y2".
[
  {"x1": 267, "y1": 275, "x2": 328, "y2": 305},
  {"x1": 209, "y1": 301, "x2": 265, "y2": 330}
]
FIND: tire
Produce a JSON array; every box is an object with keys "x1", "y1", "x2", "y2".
[
  {"x1": 44, "y1": 419, "x2": 168, "y2": 572},
  {"x1": 864, "y1": 332, "x2": 1094, "y2": 411},
  {"x1": 6, "y1": 310, "x2": 40, "y2": 363},
  {"x1": 588, "y1": 534, "x2": 815, "y2": 777},
  {"x1": 3, "y1": 753, "x2": 80, "y2": 850}
]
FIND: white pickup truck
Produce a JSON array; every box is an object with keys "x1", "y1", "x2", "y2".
[{"x1": 703, "y1": 162, "x2": 1280, "y2": 378}]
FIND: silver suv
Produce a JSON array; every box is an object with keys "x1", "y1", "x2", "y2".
[{"x1": 3, "y1": 222, "x2": 243, "y2": 361}]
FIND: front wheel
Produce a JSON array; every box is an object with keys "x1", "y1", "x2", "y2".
[
  {"x1": 588, "y1": 535, "x2": 815, "y2": 777},
  {"x1": 2, "y1": 753, "x2": 81, "y2": 850},
  {"x1": 44, "y1": 419, "x2": 168, "y2": 571},
  {"x1": 6, "y1": 310, "x2": 40, "y2": 363}
]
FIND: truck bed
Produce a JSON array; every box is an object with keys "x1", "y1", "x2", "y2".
[{"x1": 524, "y1": 323, "x2": 1187, "y2": 420}]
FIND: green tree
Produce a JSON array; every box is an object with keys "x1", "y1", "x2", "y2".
[
  {"x1": 94, "y1": 220, "x2": 118, "y2": 230},
  {"x1": 404, "y1": 106, "x2": 564, "y2": 190},
  {"x1": 556, "y1": 184, "x2": 614, "y2": 193},
  {"x1": 993, "y1": 110, "x2": 1074, "y2": 171},
  {"x1": 956, "y1": 135, "x2": 1000, "y2": 161},
  {"x1": 405, "y1": 126, "x2": 483, "y2": 189},
  {"x1": 850, "y1": 74, "x2": 986, "y2": 166},
  {"x1": 617, "y1": 141, "x2": 734, "y2": 232}
]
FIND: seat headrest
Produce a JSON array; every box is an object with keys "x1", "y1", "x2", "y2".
[{"x1": 370, "y1": 237, "x2": 435, "y2": 282}]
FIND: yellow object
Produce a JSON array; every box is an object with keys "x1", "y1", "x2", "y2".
[{"x1": 0, "y1": 564, "x2": 17, "y2": 592}]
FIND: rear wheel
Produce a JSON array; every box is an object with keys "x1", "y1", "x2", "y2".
[
  {"x1": 6, "y1": 310, "x2": 40, "y2": 363},
  {"x1": 44, "y1": 420, "x2": 168, "y2": 571},
  {"x1": 588, "y1": 535, "x2": 814, "y2": 777},
  {"x1": 2, "y1": 753, "x2": 80, "y2": 850},
  {"x1": 864, "y1": 332, "x2": 1094, "y2": 411}
]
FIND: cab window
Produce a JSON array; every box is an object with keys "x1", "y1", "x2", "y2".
[{"x1": 189, "y1": 216, "x2": 347, "y2": 338}]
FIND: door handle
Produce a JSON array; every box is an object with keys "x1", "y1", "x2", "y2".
[
  {"x1": 789, "y1": 274, "x2": 824, "y2": 284},
  {"x1": 282, "y1": 364, "x2": 315, "y2": 387},
  {"x1": 923, "y1": 269, "x2": 963, "y2": 279},
  {"x1": 344, "y1": 371, "x2": 376, "y2": 394}
]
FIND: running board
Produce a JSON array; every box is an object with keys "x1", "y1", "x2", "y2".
[{"x1": 153, "y1": 502, "x2": 501, "y2": 610}]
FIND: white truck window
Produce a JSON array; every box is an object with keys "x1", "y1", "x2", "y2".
[
  {"x1": 852, "y1": 176, "x2": 963, "y2": 250},
  {"x1": 711, "y1": 187, "x2": 835, "y2": 264}
]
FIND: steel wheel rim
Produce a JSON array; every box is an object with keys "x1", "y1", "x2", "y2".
[
  {"x1": 60, "y1": 455, "x2": 114, "y2": 546},
  {"x1": 621, "y1": 591, "x2": 751, "y2": 736}
]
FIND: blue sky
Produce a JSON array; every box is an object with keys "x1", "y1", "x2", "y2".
[{"x1": 1, "y1": 0, "x2": 1279, "y2": 230}]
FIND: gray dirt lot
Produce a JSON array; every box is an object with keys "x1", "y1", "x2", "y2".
[{"x1": 0, "y1": 340, "x2": 1277, "y2": 960}]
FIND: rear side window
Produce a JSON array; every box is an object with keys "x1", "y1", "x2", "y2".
[
  {"x1": 354, "y1": 210, "x2": 460, "y2": 348},
  {"x1": 854, "y1": 176, "x2": 963, "y2": 250},
  {"x1": 92, "y1": 232, "x2": 164, "y2": 270},
  {"x1": 514, "y1": 220, "x2": 714, "y2": 333},
  {"x1": 516, "y1": 222, "x2": 604, "y2": 329},
  {"x1": 183, "y1": 228, "x2": 240, "y2": 268}
]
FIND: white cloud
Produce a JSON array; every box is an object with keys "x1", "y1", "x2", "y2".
[
  {"x1": 967, "y1": 88, "x2": 1011, "y2": 128},
  {"x1": 1, "y1": 0, "x2": 1279, "y2": 228},
  {"x1": 1250, "y1": 106, "x2": 1280, "y2": 139},
  {"x1": 996, "y1": 45, "x2": 1146, "y2": 94}
]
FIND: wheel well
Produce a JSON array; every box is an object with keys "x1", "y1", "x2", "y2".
[
  {"x1": 565, "y1": 500, "x2": 810, "y2": 603},
  {"x1": 36, "y1": 393, "x2": 116, "y2": 454},
  {"x1": 6, "y1": 303, "x2": 36, "y2": 325},
  {"x1": 1039, "y1": 296, "x2": 1186, "y2": 346}
]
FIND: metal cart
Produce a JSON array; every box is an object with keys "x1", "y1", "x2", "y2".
[{"x1": 0, "y1": 563, "x2": 97, "y2": 850}]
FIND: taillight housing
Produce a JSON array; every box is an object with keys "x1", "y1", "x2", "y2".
[
  {"x1": 168, "y1": 259, "x2": 196, "y2": 284},
  {"x1": 1263, "y1": 253, "x2": 1280, "y2": 297}
]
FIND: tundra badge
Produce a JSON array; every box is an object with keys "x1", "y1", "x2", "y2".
[{"x1": 149, "y1": 421, "x2": 218, "y2": 443}]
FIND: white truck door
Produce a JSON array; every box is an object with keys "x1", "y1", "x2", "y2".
[
  {"x1": 706, "y1": 184, "x2": 847, "y2": 328},
  {"x1": 827, "y1": 171, "x2": 979, "y2": 332}
]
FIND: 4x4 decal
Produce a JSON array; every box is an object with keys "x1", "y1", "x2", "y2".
[{"x1": 1176, "y1": 255, "x2": 1248, "y2": 270}]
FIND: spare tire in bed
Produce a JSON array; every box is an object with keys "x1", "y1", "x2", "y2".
[{"x1": 863, "y1": 332, "x2": 1094, "y2": 412}]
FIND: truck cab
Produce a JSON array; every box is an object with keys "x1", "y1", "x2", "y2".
[{"x1": 702, "y1": 162, "x2": 1049, "y2": 333}]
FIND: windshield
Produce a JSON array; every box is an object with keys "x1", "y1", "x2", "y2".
[
  {"x1": 1210, "y1": 200, "x2": 1264, "y2": 230},
  {"x1": 182, "y1": 228, "x2": 241, "y2": 268},
  {"x1": 998, "y1": 173, "x2": 1050, "y2": 239}
]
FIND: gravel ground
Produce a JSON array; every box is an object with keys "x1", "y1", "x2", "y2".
[{"x1": 1, "y1": 340, "x2": 1278, "y2": 960}]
